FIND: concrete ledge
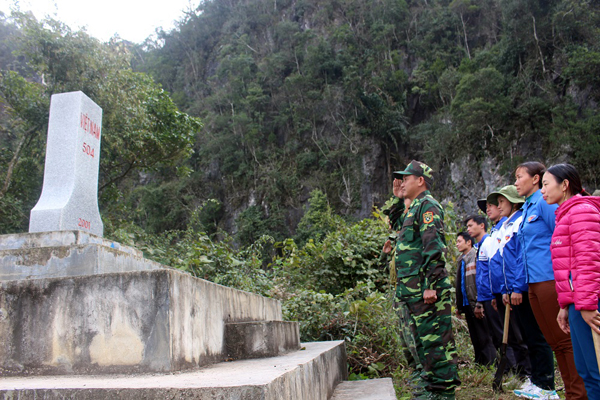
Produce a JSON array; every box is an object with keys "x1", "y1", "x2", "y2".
[
  {"x1": 330, "y1": 378, "x2": 397, "y2": 400},
  {"x1": 0, "y1": 231, "x2": 139, "y2": 255},
  {"x1": 0, "y1": 341, "x2": 347, "y2": 400},
  {"x1": 0, "y1": 231, "x2": 164, "y2": 280},
  {"x1": 225, "y1": 321, "x2": 300, "y2": 360},
  {"x1": 0, "y1": 269, "x2": 282, "y2": 376}
]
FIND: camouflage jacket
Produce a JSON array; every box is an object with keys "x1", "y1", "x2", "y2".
[
  {"x1": 382, "y1": 196, "x2": 406, "y2": 231},
  {"x1": 394, "y1": 190, "x2": 449, "y2": 291}
]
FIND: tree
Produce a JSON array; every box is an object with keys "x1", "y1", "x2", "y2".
[{"x1": 0, "y1": 13, "x2": 202, "y2": 232}]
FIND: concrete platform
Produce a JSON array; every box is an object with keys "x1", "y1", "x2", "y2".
[
  {"x1": 0, "y1": 231, "x2": 163, "y2": 280},
  {"x1": 330, "y1": 378, "x2": 397, "y2": 400},
  {"x1": 0, "y1": 269, "x2": 282, "y2": 376},
  {"x1": 225, "y1": 321, "x2": 300, "y2": 360},
  {"x1": 0, "y1": 341, "x2": 347, "y2": 400}
]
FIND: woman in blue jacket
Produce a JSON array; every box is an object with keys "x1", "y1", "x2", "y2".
[
  {"x1": 515, "y1": 161, "x2": 587, "y2": 399},
  {"x1": 489, "y1": 185, "x2": 554, "y2": 397}
]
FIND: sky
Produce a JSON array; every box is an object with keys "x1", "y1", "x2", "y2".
[{"x1": 0, "y1": 0, "x2": 198, "y2": 43}]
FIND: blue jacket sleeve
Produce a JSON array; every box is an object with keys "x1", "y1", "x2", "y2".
[
  {"x1": 489, "y1": 250, "x2": 504, "y2": 295},
  {"x1": 503, "y1": 235, "x2": 528, "y2": 294},
  {"x1": 476, "y1": 258, "x2": 490, "y2": 301},
  {"x1": 476, "y1": 240, "x2": 493, "y2": 302}
]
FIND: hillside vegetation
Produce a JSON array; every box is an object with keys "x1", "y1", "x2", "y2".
[
  {"x1": 135, "y1": 0, "x2": 600, "y2": 241},
  {"x1": 1, "y1": 1, "x2": 599, "y2": 240}
]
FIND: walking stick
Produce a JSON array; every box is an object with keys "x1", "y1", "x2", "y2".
[
  {"x1": 591, "y1": 327, "x2": 600, "y2": 374},
  {"x1": 493, "y1": 303, "x2": 511, "y2": 391}
]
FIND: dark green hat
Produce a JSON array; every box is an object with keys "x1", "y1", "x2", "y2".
[
  {"x1": 393, "y1": 160, "x2": 434, "y2": 185},
  {"x1": 477, "y1": 198, "x2": 487, "y2": 213},
  {"x1": 477, "y1": 187, "x2": 502, "y2": 211},
  {"x1": 486, "y1": 185, "x2": 525, "y2": 206}
]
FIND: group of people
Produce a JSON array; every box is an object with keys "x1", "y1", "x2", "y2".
[{"x1": 383, "y1": 160, "x2": 600, "y2": 400}]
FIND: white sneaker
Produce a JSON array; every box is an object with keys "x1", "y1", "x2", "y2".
[
  {"x1": 514, "y1": 383, "x2": 559, "y2": 399},
  {"x1": 541, "y1": 390, "x2": 559, "y2": 400},
  {"x1": 518, "y1": 377, "x2": 532, "y2": 390}
]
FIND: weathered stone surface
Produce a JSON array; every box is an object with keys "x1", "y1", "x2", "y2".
[
  {"x1": 29, "y1": 91, "x2": 104, "y2": 236},
  {"x1": 225, "y1": 321, "x2": 300, "y2": 360},
  {"x1": 0, "y1": 231, "x2": 162, "y2": 280},
  {"x1": 330, "y1": 378, "x2": 397, "y2": 400},
  {"x1": 0, "y1": 269, "x2": 282, "y2": 376},
  {"x1": 0, "y1": 231, "x2": 139, "y2": 255},
  {"x1": 0, "y1": 341, "x2": 347, "y2": 400}
]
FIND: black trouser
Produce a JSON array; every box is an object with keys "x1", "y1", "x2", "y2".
[
  {"x1": 495, "y1": 293, "x2": 532, "y2": 378},
  {"x1": 512, "y1": 291, "x2": 555, "y2": 390},
  {"x1": 482, "y1": 299, "x2": 522, "y2": 369},
  {"x1": 481, "y1": 299, "x2": 504, "y2": 349},
  {"x1": 463, "y1": 305, "x2": 497, "y2": 366}
]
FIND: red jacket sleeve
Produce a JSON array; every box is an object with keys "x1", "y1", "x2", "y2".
[{"x1": 570, "y1": 204, "x2": 600, "y2": 311}]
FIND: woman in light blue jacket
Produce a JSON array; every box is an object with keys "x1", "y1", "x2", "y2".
[{"x1": 515, "y1": 161, "x2": 587, "y2": 399}]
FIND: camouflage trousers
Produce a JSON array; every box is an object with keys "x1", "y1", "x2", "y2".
[
  {"x1": 397, "y1": 275, "x2": 460, "y2": 395},
  {"x1": 394, "y1": 301, "x2": 422, "y2": 373}
]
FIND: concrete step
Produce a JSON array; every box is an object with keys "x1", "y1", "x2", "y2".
[
  {"x1": 0, "y1": 341, "x2": 347, "y2": 400},
  {"x1": 330, "y1": 378, "x2": 397, "y2": 400},
  {"x1": 0, "y1": 268, "x2": 283, "y2": 376},
  {"x1": 225, "y1": 320, "x2": 300, "y2": 360}
]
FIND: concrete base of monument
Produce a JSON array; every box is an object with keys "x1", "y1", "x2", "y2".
[
  {"x1": 0, "y1": 231, "x2": 164, "y2": 280},
  {"x1": 0, "y1": 268, "x2": 287, "y2": 376},
  {"x1": 225, "y1": 321, "x2": 301, "y2": 360},
  {"x1": 330, "y1": 378, "x2": 397, "y2": 400},
  {"x1": 0, "y1": 341, "x2": 347, "y2": 400}
]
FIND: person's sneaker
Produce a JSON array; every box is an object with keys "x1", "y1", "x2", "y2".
[
  {"x1": 517, "y1": 377, "x2": 532, "y2": 390},
  {"x1": 541, "y1": 390, "x2": 559, "y2": 400},
  {"x1": 514, "y1": 384, "x2": 559, "y2": 399},
  {"x1": 514, "y1": 383, "x2": 543, "y2": 398}
]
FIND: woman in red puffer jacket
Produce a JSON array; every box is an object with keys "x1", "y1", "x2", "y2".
[{"x1": 544, "y1": 163, "x2": 600, "y2": 398}]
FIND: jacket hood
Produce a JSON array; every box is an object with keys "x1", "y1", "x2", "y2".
[{"x1": 556, "y1": 195, "x2": 600, "y2": 222}]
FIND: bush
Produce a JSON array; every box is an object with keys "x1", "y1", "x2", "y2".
[
  {"x1": 107, "y1": 222, "x2": 274, "y2": 296},
  {"x1": 281, "y1": 282, "x2": 406, "y2": 380},
  {"x1": 273, "y1": 218, "x2": 389, "y2": 294}
]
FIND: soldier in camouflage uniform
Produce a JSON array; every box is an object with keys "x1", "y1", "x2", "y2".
[
  {"x1": 393, "y1": 160, "x2": 460, "y2": 399},
  {"x1": 381, "y1": 193, "x2": 422, "y2": 380}
]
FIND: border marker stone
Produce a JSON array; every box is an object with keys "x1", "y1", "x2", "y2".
[{"x1": 29, "y1": 91, "x2": 104, "y2": 236}]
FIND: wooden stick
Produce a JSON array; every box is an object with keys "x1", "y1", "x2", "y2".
[
  {"x1": 502, "y1": 304, "x2": 510, "y2": 343},
  {"x1": 493, "y1": 304, "x2": 511, "y2": 391},
  {"x1": 591, "y1": 327, "x2": 600, "y2": 374}
]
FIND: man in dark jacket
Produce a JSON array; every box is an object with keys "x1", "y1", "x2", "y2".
[{"x1": 455, "y1": 231, "x2": 496, "y2": 366}]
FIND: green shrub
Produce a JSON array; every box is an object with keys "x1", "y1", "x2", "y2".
[
  {"x1": 274, "y1": 218, "x2": 389, "y2": 294},
  {"x1": 282, "y1": 282, "x2": 406, "y2": 379}
]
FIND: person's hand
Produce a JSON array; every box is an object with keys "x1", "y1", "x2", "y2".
[
  {"x1": 581, "y1": 309, "x2": 600, "y2": 335},
  {"x1": 557, "y1": 308, "x2": 570, "y2": 334},
  {"x1": 491, "y1": 298, "x2": 497, "y2": 311},
  {"x1": 393, "y1": 178, "x2": 403, "y2": 198},
  {"x1": 502, "y1": 294, "x2": 509, "y2": 305},
  {"x1": 423, "y1": 289, "x2": 437, "y2": 304},
  {"x1": 474, "y1": 303, "x2": 484, "y2": 319},
  {"x1": 455, "y1": 309, "x2": 462, "y2": 318},
  {"x1": 383, "y1": 240, "x2": 392, "y2": 254},
  {"x1": 511, "y1": 292, "x2": 523, "y2": 306}
]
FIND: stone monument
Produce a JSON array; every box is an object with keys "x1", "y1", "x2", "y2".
[
  {"x1": 29, "y1": 91, "x2": 103, "y2": 237},
  {"x1": 0, "y1": 91, "x2": 393, "y2": 399}
]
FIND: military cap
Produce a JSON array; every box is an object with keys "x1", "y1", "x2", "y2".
[
  {"x1": 393, "y1": 160, "x2": 434, "y2": 185},
  {"x1": 486, "y1": 185, "x2": 525, "y2": 206},
  {"x1": 476, "y1": 198, "x2": 487, "y2": 213}
]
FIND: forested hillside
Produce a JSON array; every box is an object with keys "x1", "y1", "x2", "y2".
[
  {"x1": 0, "y1": 0, "x2": 599, "y2": 242},
  {"x1": 132, "y1": 0, "x2": 600, "y2": 242}
]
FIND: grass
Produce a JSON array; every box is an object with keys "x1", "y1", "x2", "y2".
[{"x1": 391, "y1": 315, "x2": 566, "y2": 399}]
